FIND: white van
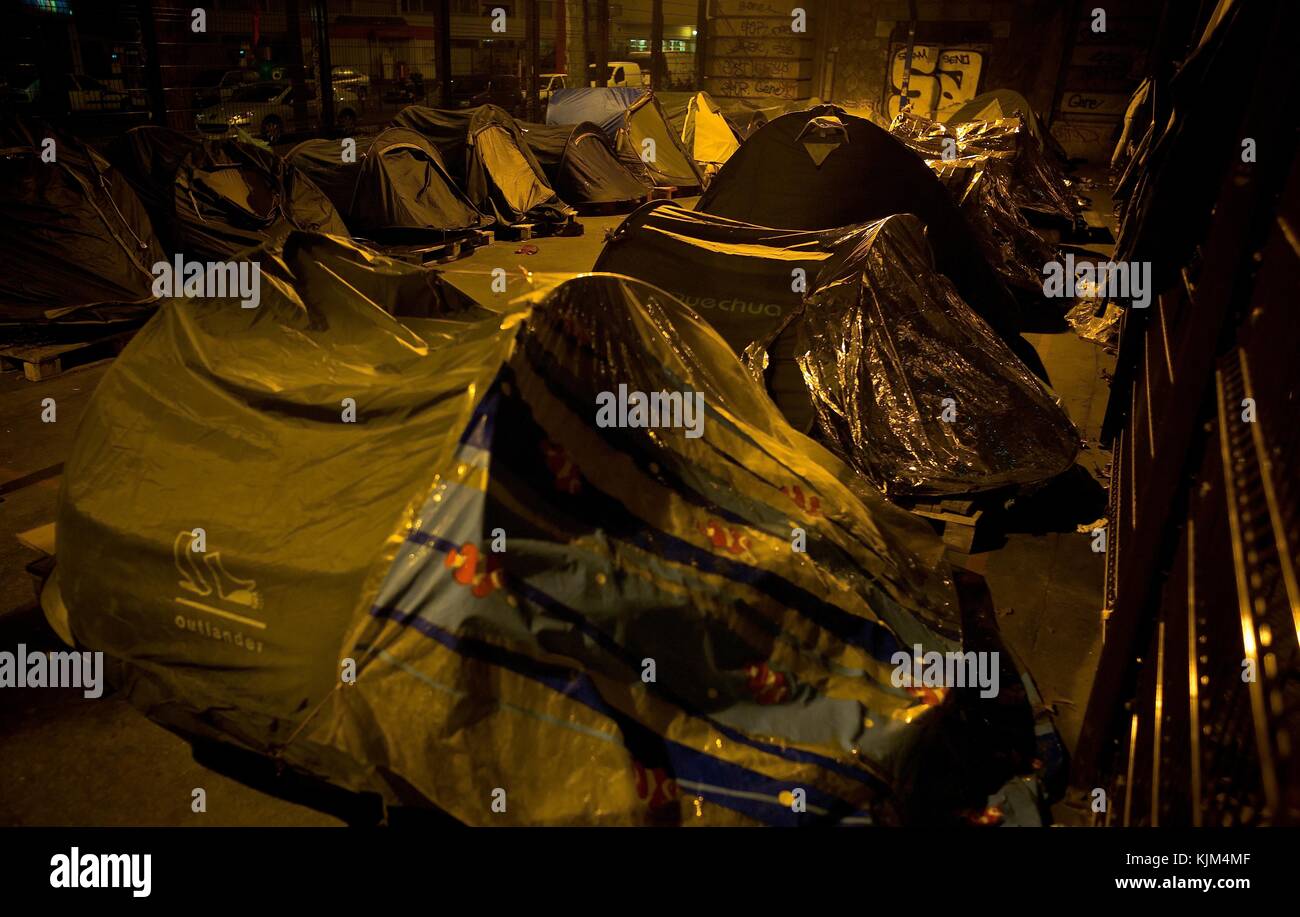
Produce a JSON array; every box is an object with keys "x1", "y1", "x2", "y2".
[{"x1": 587, "y1": 62, "x2": 647, "y2": 88}]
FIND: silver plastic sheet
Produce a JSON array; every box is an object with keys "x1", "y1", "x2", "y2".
[
  {"x1": 790, "y1": 214, "x2": 1080, "y2": 497},
  {"x1": 890, "y1": 111, "x2": 1079, "y2": 222}
]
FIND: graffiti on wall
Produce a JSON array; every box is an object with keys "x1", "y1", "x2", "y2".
[
  {"x1": 705, "y1": 0, "x2": 815, "y2": 102},
  {"x1": 885, "y1": 44, "x2": 985, "y2": 120}
]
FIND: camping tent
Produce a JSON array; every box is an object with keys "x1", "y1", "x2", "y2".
[
  {"x1": 657, "y1": 91, "x2": 742, "y2": 174},
  {"x1": 0, "y1": 118, "x2": 163, "y2": 327},
  {"x1": 393, "y1": 104, "x2": 574, "y2": 228},
  {"x1": 714, "y1": 96, "x2": 824, "y2": 140},
  {"x1": 945, "y1": 89, "x2": 1068, "y2": 164},
  {"x1": 104, "y1": 126, "x2": 200, "y2": 255},
  {"x1": 48, "y1": 229, "x2": 1049, "y2": 825},
  {"x1": 596, "y1": 204, "x2": 1078, "y2": 497},
  {"x1": 890, "y1": 110, "x2": 1077, "y2": 222},
  {"x1": 287, "y1": 127, "x2": 485, "y2": 242},
  {"x1": 696, "y1": 104, "x2": 1026, "y2": 349},
  {"x1": 790, "y1": 213, "x2": 1078, "y2": 496},
  {"x1": 595, "y1": 202, "x2": 860, "y2": 433},
  {"x1": 935, "y1": 162, "x2": 1060, "y2": 294},
  {"x1": 518, "y1": 120, "x2": 649, "y2": 205},
  {"x1": 110, "y1": 126, "x2": 350, "y2": 260},
  {"x1": 547, "y1": 87, "x2": 704, "y2": 190}
]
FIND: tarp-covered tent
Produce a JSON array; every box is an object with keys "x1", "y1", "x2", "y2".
[
  {"x1": 946, "y1": 89, "x2": 1068, "y2": 164},
  {"x1": 596, "y1": 204, "x2": 1077, "y2": 497},
  {"x1": 884, "y1": 113, "x2": 1063, "y2": 294},
  {"x1": 287, "y1": 127, "x2": 485, "y2": 242},
  {"x1": 788, "y1": 214, "x2": 1077, "y2": 496},
  {"x1": 714, "y1": 96, "x2": 825, "y2": 140},
  {"x1": 0, "y1": 118, "x2": 163, "y2": 327},
  {"x1": 104, "y1": 126, "x2": 200, "y2": 255},
  {"x1": 110, "y1": 126, "x2": 350, "y2": 260},
  {"x1": 49, "y1": 229, "x2": 1050, "y2": 825},
  {"x1": 393, "y1": 104, "x2": 574, "y2": 228},
  {"x1": 518, "y1": 120, "x2": 648, "y2": 205},
  {"x1": 935, "y1": 162, "x2": 1060, "y2": 294},
  {"x1": 697, "y1": 105, "x2": 1025, "y2": 349},
  {"x1": 547, "y1": 87, "x2": 703, "y2": 190},
  {"x1": 657, "y1": 91, "x2": 742, "y2": 174},
  {"x1": 595, "y1": 202, "x2": 859, "y2": 433},
  {"x1": 890, "y1": 111, "x2": 1078, "y2": 223}
]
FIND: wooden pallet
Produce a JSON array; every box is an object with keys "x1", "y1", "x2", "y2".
[
  {"x1": 908, "y1": 496, "x2": 986, "y2": 554},
  {"x1": 17, "y1": 522, "x2": 56, "y2": 600},
  {"x1": 496, "y1": 222, "x2": 536, "y2": 242},
  {"x1": 496, "y1": 215, "x2": 585, "y2": 241},
  {"x1": 0, "y1": 329, "x2": 136, "y2": 382}
]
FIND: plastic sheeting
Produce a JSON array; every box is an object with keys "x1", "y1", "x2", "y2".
[
  {"x1": 106, "y1": 126, "x2": 201, "y2": 255},
  {"x1": 697, "y1": 105, "x2": 1025, "y2": 348},
  {"x1": 791, "y1": 214, "x2": 1079, "y2": 496},
  {"x1": 595, "y1": 202, "x2": 866, "y2": 432},
  {"x1": 0, "y1": 118, "x2": 163, "y2": 327},
  {"x1": 547, "y1": 87, "x2": 703, "y2": 190},
  {"x1": 287, "y1": 127, "x2": 485, "y2": 242},
  {"x1": 50, "y1": 231, "x2": 1049, "y2": 824},
  {"x1": 890, "y1": 111, "x2": 1078, "y2": 222},
  {"x1": 110, "y1": 127, "x2": 350, "y2": 260},
  {"x1": 931, "y1": 161, "x2": 1060, "y2": 294},
  {"x1": 596, "y1": 204, "x2": 1078, "y2": 497},
  {"x1": 945, "y1": 89, "x2": 1068, "y2": 164},
  {"x1": 393, "y1": 104, "x2": 573, "y2": 228},
  {"x1": 518, "y1": 121, "x2": 649, "y2": 204}
]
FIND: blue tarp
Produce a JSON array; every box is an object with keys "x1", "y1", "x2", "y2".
[{"x1": 546, "y1": 86, "x2": 645, "y2": 134}]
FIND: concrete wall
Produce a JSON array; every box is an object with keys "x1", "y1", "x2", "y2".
[{"x1": 819, "y1": 0, "x2": 1069, "y2": 123}]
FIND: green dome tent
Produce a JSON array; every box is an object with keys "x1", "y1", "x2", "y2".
[
  {"x1": 518, "y1": 120, "x2": 649, "y2": 205},
  {"x1": 394, "y1": 104, "x2": 574, "y2": 228},
  {"x1": 287, "y1": 127, "x2": 486, "y2": 243}
]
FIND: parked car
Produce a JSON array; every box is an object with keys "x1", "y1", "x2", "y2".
[
  {"x1": 192, "y1": 68, "x2": 266, "y2": 111},
  {"x1": 446, "y1": 74, "x2": 523, "y2": 113},
  {"x1": 330, "y1": 66, "x2": 370, "y2": 99},
  {"x1": 195, "y1": 81, "x2": 360, "y2": 142},
  {"x1": 586, "y1": 61, "x2": 647, "y2": 88},
  {"x1": 538, "y1": 72, "x2": 567, "y2": 103}
]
